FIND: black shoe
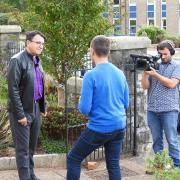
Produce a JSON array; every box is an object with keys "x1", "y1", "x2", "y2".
[{"x1": 31, "y1": 174, "x2": 40, "y2": 180}]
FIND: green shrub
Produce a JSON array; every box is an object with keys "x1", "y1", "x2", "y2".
[
  {"x1": 0, "y1": 11, "x2": 19, "y2": 25},
  {"x1": 0, "y1": 13, "x2": 8, "y2": 25},
  {"x1": 0, "y1": 75, "x2": 8, "y2": 105},
  {"x1": 41, "y1": 106, "x2": 87, "y2": 139},
  {"x1": 145, "y1": 150, "x2": 180, "y2": 180},
  {"x1": 146, "y1": 150, "x2": 173, "y2": 173},
  {"x1": 137, "y1": 25, "x2": 166, "y2": 44},
  {"x1": 0, "y1": 107, "x2": 12, "y2": 150},
  {"x1": 41, "y1": 138, "x2": 66, "y2": 154},
  {"x1": 7, "y1": 15, "x2": 18, "y2": 25},
  {"x1": 154, "y1": 168, "x2": 180, "y2": 180}
]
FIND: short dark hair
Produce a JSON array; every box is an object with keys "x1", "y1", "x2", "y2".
[
  {"x1": 157, "y1": 40, "x2": 175, "y2": 55},
  {"x1": 26, "y1": 30, "x2": 46, "y2": 42},
  {"x1": 90, "y1": 35, "x2": 110, "y2": 57}
]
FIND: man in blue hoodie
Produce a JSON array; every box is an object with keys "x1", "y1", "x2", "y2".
[{"x1": 67, "y1": 35, "x2": 129, "y2": 180}]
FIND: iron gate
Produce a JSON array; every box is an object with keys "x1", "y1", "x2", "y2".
[
  {"x1": 65, "y1": 55, "x2": 137, "y2": 161},
  {"x1": 0, "y1": 40, "x2": 24, "y2": 77}
]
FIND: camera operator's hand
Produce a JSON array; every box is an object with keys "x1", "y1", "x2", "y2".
[
  {"x1": 144, "y1": 67, "x2": 157, "y2": 77},
  {"x1": 141, "y1": 67, "x2": 158, "y2": 90},
  {"x1": 145, "y1": 67, "x2": 179, "y2": 88}
]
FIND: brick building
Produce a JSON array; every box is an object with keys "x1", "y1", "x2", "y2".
[{"x1": 108, "y1": 0, "x2": 180, "y2": 36}]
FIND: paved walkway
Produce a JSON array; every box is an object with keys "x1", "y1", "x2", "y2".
[{"x1": 0, "y1": 157, "x2": 152, "y2": 180}]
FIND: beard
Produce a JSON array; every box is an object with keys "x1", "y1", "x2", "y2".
[{"x1": 161, "y1": 57, "x2": 171, "y2": 64}]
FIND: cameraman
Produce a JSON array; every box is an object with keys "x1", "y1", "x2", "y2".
[{"x1": 141, "y1": 40, "x2": 180, "y2": 167}]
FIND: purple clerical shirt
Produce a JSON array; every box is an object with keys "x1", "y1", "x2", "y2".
[{"x1": 33, "y1": 56, "x2": 43, "y2": 101}]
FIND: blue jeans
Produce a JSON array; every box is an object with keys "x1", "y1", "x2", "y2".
[
  {"x1": 66, "y1": 128, "x2": 125, "y2": 180},
  {"x1": 147, "y1": 111, "x2": 180, "y2": 167}
]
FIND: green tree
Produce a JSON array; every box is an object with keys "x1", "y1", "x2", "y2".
[
  {"x1": 18, "y1": 0, "x2": 111, "y2": 83},
  {"x1": 1, "y1": 0, "x2": 27, "y2": 11},
  {"x1": 0, "y1": 2, "x2": 19, "y2": 25}
]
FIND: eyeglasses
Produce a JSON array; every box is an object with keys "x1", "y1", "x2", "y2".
[{"x1": 30, "y1": 40, "x2": 45, "y2": 46}]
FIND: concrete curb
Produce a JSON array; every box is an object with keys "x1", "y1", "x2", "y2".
[{"x1": 0, "y1": 153, "x2": 66, "y2": 171}]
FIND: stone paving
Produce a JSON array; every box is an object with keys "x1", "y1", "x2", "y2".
[{"x1": 0, "y1": 157, "x2": 152, "y2": 180}]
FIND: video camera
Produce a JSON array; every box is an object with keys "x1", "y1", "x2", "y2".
[{"x1": 130, "y1": 54, "x2": 161, "y2": 71}]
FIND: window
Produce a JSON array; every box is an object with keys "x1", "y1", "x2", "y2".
[
  {"x1": 130, "y1": 19, "x2": 136, "y2": 35},
  {"x1": 148, "y1": 0, "x2": 154, "y2": 3},
  {"x1": 129, "y1": 5, "x2": 136, "y2": 18},
  {"x1": 130, "y1": 0, "x2": 136, "y2": 3},
  {"x1": 148, "y1": 19, "x2": 154, "y2": 25},
  {"x1": 113, "y1": 4, "x2": 120, "y2": 34},
  {"x1": 129, "y1": 2, "x2": 136, "y2": 35},
  {"x1": 161, "y1": 0, "x2": 166, "y2": 29},
  {"x1": 114, "y1": 19, "x2": 121, "y2": 35},
  {"x1": 162, "y1": 19, "x2": 166, "y2": 29},
  {"x1": 114, "y1": 19, "x2": 120, "y2": 25},
  {"x1": 114, "y1": 0, "x2": 119, "y2": 4},
  {"x1": 113, "y1": 6, "x2": 120, "y2": 19},
  {"x1": 114, "y1": 25, "x2": 122, "y2": 34},
  {"x1": 148, "y1": 5, "x2": 154, "y2": 18},
  {"x1": 147, "y1": 1, "x2": 155, "y2": 26},
  {"x1": 102, "y1": 12, "x2": 108, "y2": 18},
  {"x1": 161, "y1": 2, "x2": 166, "y2": 18}
]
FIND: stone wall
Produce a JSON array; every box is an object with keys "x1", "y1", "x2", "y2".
[
  {"x1": 108, "y1": 36, "x2": 152, "y2": 156},
  {"x1": 0, "y1": 25, "x2": 23, "y2": 75}
]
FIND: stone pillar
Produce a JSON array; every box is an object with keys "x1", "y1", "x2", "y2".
[
  {"x1": 107, "y1": 36, "x2": 152, "y2": 156},
  {"x1": 57, "y1": 76, "x2": 83, "y2": 107},
  {"x1": 57, "y1": 86, "x2": 65, "y2": 106},
  {"x1": 0, "y1": 25, "x2": 22, "y2": 75},
  {"x1": 66, "y1": 77, "x2": 82, "y2": 109}
]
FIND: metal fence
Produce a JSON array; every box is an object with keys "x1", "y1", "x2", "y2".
[{"x1": 1, "y1": 41, "x2": 24, "y2": 76}]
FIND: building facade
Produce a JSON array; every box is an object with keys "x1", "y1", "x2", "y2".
[{"x1": 110, "y1": 0, "x2": 180, "y2": 36}]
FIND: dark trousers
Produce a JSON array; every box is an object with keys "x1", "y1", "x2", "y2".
[
  {"x1": 9, "y1": 102, "x2": 42, "y2": 180},
  {"x1": 67, "y1": 128, "x2": 125, "y2": 180}
]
